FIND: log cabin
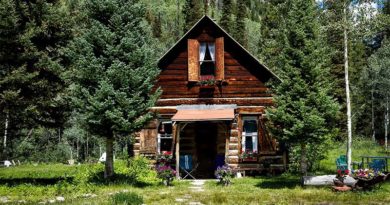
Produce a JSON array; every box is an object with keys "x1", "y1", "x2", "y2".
[{"x1": 134, "y1": 15, "x2": 287, "y2": 178}]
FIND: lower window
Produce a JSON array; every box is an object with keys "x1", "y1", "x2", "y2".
[
  {"x1": 241, "y1": 116, "x2": 258, "y2": 153},
  {"x1": 157, "y1": 121, "x2": 173, "y2": 153}
]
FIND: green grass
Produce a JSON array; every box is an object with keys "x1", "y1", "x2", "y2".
[
  {"x1": 0, "y1": 138, "x2": 389, "y2": 204},
  {"x1": 319, "y1": 137, "x2": 387, "y2": 174}
]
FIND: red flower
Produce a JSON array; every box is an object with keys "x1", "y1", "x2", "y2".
[
  {"x1": 337, "y1": 170, "x2": 342, "y2": 175},
  {"x1": 344, "y1": 169, "x2": 349, "y2": 175}
]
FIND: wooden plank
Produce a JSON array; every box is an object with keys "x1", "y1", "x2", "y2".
[
  {"x1": 175, "y1": 123, "x2": 180, "y2": 179},
  {"x1": 156, "y1": 98, "x2": 273, "y2": 106},
  {"x1": 215, "y1": 37, "x2": 224, "y2": 80},
  {"x1": 188, "y1": 39, "x2": 199, "y2": 82}
]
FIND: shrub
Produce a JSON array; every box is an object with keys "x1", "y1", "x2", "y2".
[
  {"x1": 111, "y1": 192, "x2": 143, "y2": 205},
  {"x1": 215, "y1": 165, "x2": 235, "y2": 186},
  {"x1": 156, "y1": 165, "x2": 176, "y2": 186}
]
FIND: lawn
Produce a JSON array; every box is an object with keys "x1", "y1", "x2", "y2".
[{"x1": 0, "y1": 138, "x2": 389, "y2": 204}]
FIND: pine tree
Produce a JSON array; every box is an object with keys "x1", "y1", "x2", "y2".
[
  {"x1": 183, "y1": 0, "x2": 203, "y2": 32},
  {"x1": 220, "y1": 0, "x2": 234, "y2": 33},
  {"x1": 258, "y1": 0, "x2": 287, "y2": 74},
  {"x1": 266, "y1": 0, "x2": 339, "y2": 175},
  {"x1": 365, "y1": 38, "x2": 390, "y2": 150},
  {"x1": 68, "y1": 0, "x2": 160, "y2": 178},
  {"x1": 234, "y1": 0, "x2": 247, "y2": 47},
  {"x1": 0, "y1": 0, "x2": 74, "y2": 158}
]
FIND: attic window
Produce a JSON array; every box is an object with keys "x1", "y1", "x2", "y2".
[
  {"x1": 187, "y1": 37, "x2": 224, "y2": 82},
  {"x1": 199, "y1": 42, "x2": 215, "y2": 80}
]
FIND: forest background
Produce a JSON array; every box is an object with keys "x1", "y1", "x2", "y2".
[{"x1": 0, "y1": 0, "x2": 389, "y2": 174}]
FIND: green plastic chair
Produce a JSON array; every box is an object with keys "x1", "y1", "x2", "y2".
[{"x1": 336, "y1": 155, "x2": 348, "y2": 171}]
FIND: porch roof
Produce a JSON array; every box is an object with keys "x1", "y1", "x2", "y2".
[{"x1": 171, "y1": 109, "x2": 235, "y2": 122}]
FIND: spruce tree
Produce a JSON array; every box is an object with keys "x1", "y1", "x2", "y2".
[
  {"x1": 266, "y1": 0, "x2": 339, "y2": 175},
  {"x1": 183, "y1": 0, "x2": 203, "y2": 32},
  {"x1": 234, "y1": 0, "x2": 247, "y2": 47},
  {"x1": 68, "y1": 0, "x2": 160, "y2": 178},
  {"x1": 0, "y1": 0, "x2": 74, "y2": 158},
  {"x1": 220, "y1": 0, "x2": 234, "y2": 33}
]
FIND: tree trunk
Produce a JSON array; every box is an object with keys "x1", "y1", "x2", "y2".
[
  {"x1": 86, "y1": 133, "x2": 89, "y2": 160},
  {"x1": 344, "y1": 3, "x2": 352, "y2": 172},
  {"x1": 3, "y1": 111, "x2": 9, "y2": 159},
  {"x1": 385, "y1": 95, "x2": 389, "y2": 151},
  {"x1": 372, "y1": 88, "x2": 375, "y2": 142},
  {"x1": 300, "y1": 142, "x2": 308, "y2": 176},
  {"x1": 104, "y1": 136, "x2": 115, "y2": 179}
]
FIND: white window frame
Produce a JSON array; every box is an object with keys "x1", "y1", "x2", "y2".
[
  {"x1": 241, "y1": 116, "x2": 258, "y2": 153},
  {"x1": 157, "y1": 120, "x2": 173, "y2": 154}
]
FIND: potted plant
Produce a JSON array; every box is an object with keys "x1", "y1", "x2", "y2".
[
  {"x1": 334, "y1": 169, "x2": 349, "y2": 186},
  {"x1": 240, "y1": 150, "x2": 258, "y2": 162},
  {"x1": 156, "y1": 151, "x2": 173, "y2": 166},
  {"x1": 156, "y1": 165, "x2": 176, "y2": 186},
  {"x1": 197, "y1": 78, "x2": 216, "y2": 87}
]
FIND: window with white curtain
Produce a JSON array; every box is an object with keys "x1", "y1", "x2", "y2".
[
  {"x1": 199, "y1": 42, "x2": 215, "y2": 79},
  {"x1": 157, "y1": 121, "x2": 173, "y2": 154},
  {"x1": 241, "y1": 116, "x2": 258, "y2": 153}
]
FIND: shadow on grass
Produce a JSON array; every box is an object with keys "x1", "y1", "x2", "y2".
[
  {"x1": 255, "y1": 175, "x2": 301, "y2": 189},
  {"x1": 87, "y1": 172, "x2": 155, "y2": 188},
  {"x1": 0, "y1": 173, "x2": 154, "y2": 188},
  {"x1": 0, "y1": 177, "x2": 73, "y2": 186}
]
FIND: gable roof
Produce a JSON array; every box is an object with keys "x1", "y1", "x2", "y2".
[{"x1": 157, "y1": 15, "x2": 280, "y2": 81}]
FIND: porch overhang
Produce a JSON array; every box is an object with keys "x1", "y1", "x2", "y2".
[{"x1": 171, "y1": 104, "x2": 236, "y2": 122}]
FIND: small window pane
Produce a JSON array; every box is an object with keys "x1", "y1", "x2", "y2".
[
  {"x1": 158, "y1": 121, "x2": 172, "y2": 134},
  {"x1": 244, "y1": 120, "x2": 257, "y2": 133},
  {"x1": 245, "y1": 136, "x2": 253, "y2": 151},
  {"x1": 161, "y1": 138, "x2": 173, "y2": 152}
]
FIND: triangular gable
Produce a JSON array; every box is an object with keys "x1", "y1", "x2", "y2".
[{"x1": 158, "y1": 15, "x2": 280, "y2": 81}]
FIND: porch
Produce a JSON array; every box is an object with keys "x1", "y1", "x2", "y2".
[{"x1": 168, "y1": 104, "x2": 287, "y2": 179}]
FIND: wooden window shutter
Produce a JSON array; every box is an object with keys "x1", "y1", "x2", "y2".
[
  {"x1": 215, "y1": 37, "x2": 225, "y2": 80},
  {"x1": 188, "y1": 39, "x2": 200, "y2": 82}
]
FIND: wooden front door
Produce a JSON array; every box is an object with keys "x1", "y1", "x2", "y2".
[{"x1": 195, "y1": 122, "x2": 217, "y2": 178}]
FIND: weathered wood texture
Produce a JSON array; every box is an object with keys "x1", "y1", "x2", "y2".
[
  {"x1": 302, "y1": 175, "x2": 357, "y2": 186},
  {"x1": 156, "y1": 98, "x2": 273, "y2": 107},
  {"x1": 138, "y1": 119, "x2": 158, "y2": 156},
  {"x1": 156, "y1": 25, "x2": 272, "y2": 106},
  {"x1": 215, "y1": 37, "x2": 224, "y2": 80},
  {"x1": 187, "y1": 39, "x2": 199, "y2": 82}
]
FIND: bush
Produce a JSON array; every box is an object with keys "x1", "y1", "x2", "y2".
[
  {"x1": 73, "y1": 158, "x2": 158, "y2": 185},
  {"x1": 215, "y1": 165, "x2": 235, "y2": 186},
  {"x1": 111, "y1": 192, "x2": 143, "y2": 205}
]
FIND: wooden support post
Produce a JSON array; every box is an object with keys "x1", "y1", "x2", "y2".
[
  {"x1": 225, "y1": 122, "x2": 230, "y2": 165},
  {"x1": 175, "y1": 123, "x2": 181, "y2": 179}
]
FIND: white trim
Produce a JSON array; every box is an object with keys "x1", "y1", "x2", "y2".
[{"x1": 241, "y1": 116, "x2": 259, "y2": 152}]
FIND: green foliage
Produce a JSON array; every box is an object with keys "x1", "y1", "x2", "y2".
[
  {"x1": 67, "y1": 0, "x2": 160, "y2": 177},
  {"x1": 111, "y1": 192, "x2": 143, "y2": 205},
  {"x1": 182, "y1": 0, "x2": 203, "y2": 32},
  {"x1": 234, "y1": 0, "x2": 248, "y2": 47},
  {"x1": 0, "y1": 0, "x2": 75, "y2": 159},
  {"x1": 266, "y1": 0, "x2": 339, "y2": 175},
  {"x1": 220, "y1": 0, "x2": 234, "y2": 33},
  {"x1": 68, "y1": 0, "x2": 160, "y2": 138}
]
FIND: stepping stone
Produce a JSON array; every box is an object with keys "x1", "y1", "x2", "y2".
[
  {"x1": 175, "y1": 198, "x2": 186, "y2": 202},
  {"x1": 189, "y1": 202, "x2": 204, "y2": 205},
  {"x1": 56, "y1": 196, "x2": 65, "y2": 202},
  {"x1": 183, "y1": 195, "x2": 192, "y2": 199},
  {"x1": 191, "y1": 180, "x2": 205, "y2": 186}
]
